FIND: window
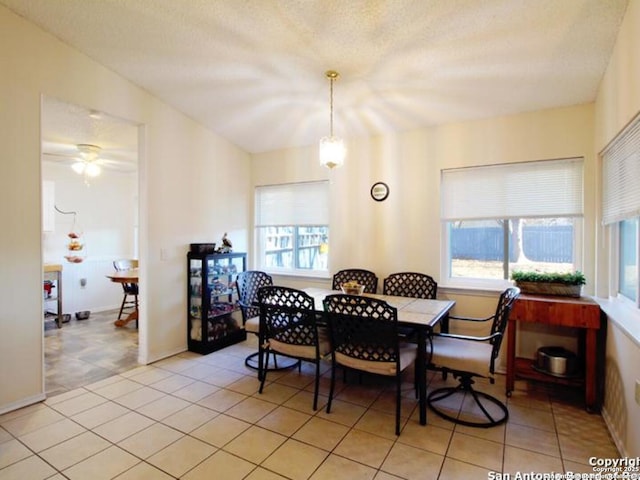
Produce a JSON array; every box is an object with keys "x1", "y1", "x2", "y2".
[
  {"x1": 255, "y1": 181, "x2": 329, "y2": 275},
  {"x1": 441, "y1": 158, "x2": 584, "y2": 284},
  {"x1": 602, "y1": 113, "x2": 640, "y2": 305},
  {"x1": 619, "y1": 218, "x2": 638, "y2": 302}
]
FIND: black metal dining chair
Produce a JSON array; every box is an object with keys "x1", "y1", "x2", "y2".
[
  {"x1": 332, "y1": 269, "x2": 378, "y2": 293},
  {"x1": 236, "y1": 271, "x2": 298, "y2": 377},
  {"x1": 383, "y1": 272, "x2": 437, "y2": 299},
  {"x1": 257, "y1": 286, "x2": 331, "y2": 410},
  {"x1": 323, "y1": 294, "x2": 417, "y2": 435},
  {"x1": 427, "y1": 287, "x2": 520, "y2": 427},
  {"x1": 383, "y1": 271, "x2": 438, "y2": 340}
]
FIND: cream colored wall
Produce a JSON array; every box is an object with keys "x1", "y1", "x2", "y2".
[
  {"x1": 253, "y1": 104, "x2": 595, "y2": 290},
  {"x1": 595, "y1": 0, "x2": 640, "y2": 153},
  {"x1": 594, "y1": 0, "x2": 640, "y2": 457},
  {"x1": 253, "y1": 104, "x2": 596, "y2": 373},
  {"x1": 0, "y1": 6, "x2": 250, "y2": 413}
]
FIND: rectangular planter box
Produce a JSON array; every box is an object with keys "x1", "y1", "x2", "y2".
[{"x1": 515, "y1": 281, "x2": 582, "y2": 297}]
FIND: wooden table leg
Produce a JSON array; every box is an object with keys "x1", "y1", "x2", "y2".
[
  {"x1": 506, "y1": 319, "x2": 516, "y2": 396},
  {"x1": 585, "y1": 328, "x2": 597, "y2": 412}
]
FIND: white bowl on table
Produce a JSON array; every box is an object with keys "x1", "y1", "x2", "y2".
[{"x1": 340, "y1": 283, "x2": 365, "y2": 295}]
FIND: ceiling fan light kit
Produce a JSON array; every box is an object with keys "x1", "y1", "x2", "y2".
[{"x1": 72, "y1": 143, "x2": 102, "y2": 180}]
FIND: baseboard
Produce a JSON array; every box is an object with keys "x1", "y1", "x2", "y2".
[
  {"x1": 601, "y1": 405, "x2": 627, "y2": 456},
  {"x1": 0, "y1": 392, "x2": 47, "y2": 416},
  {"x1": 143, "y1": 346, "x2": 188, "y2": 366}
]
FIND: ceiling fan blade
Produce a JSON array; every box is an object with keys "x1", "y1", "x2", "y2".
[
  {"x1": 42, "y1": 151, "x2": 79, "y2": 161},
  {"x1": 42, "y1": 140, "x2": 81, "y2": 155},
  {"x1": 42, "y1": 141, "x2": 136, "y2": 173}
]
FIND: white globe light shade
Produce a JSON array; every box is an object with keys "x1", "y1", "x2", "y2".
[
  {"x1": 85, "y1": 163, "x2": 101, "y2": 177},
  {"x1": 319, "y1": 136, "x2": 346, "y2": 169},
  {"x1": 71, "y1": 161, "x2": 86, "y2": 174}
]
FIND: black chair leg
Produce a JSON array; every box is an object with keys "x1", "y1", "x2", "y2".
[
  {"x1": 396, "y1": 377, "x2": 401, "y2": 436},
  {"x1": 313, "y1": 361, "x2": 320, "y2": 411},
  {"x1": 326, "y1": 358, "x2": 336, "y2": 414},
  {"x1": 245, "y1": 349, "x2": 299, "y2": 378},
  {"x1": 257, "y1": 337, "x2": 265, "y2": 382},
  {"x1": 259, "y1": 347, "x2": 270, "y2": 394},
  {"x1": 427, "y1": 375, "x2": 508, "y2": 428}
]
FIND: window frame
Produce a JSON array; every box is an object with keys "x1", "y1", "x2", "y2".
[
  {"x1": 601, "y1": 111, "x2": 640, "y2": 309},
  {"x1": 613, "y1": 217, "x2": 640, "y2": 307},
  {"x1": 254, "y1": 181, "x2": 330, "y2": 278},
  {"x1": 440, "y1": 158, "x2": 584, "y2": 289}
]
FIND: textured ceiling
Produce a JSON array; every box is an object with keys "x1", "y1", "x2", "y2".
[
  {"x1": 41, "y1": 97, "x2": 139, "y2": 172},
  {"x1": 2, "y1": 0, "x2": 629, "y2": 154}
]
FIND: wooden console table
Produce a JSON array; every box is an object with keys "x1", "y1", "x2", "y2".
[{"x1": 506, "y1": 293, "x2": 604, "y2": 412}]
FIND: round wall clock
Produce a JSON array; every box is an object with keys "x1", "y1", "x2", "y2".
[{"x1": 370, "y1": 182, "x2": 389, "y2": 202}]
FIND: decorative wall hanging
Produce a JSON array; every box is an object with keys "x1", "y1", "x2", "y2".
[{"x1": 55, "y1": 205, "x2": 86, "y2": 263}]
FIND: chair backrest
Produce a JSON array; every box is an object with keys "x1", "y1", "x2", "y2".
[
  {"x1": 113, "y1": 259, "x2": 138, "y2": 271},
  {"x1": 323, "y1": 294, "x2": 399, "y2": 364},
  {"x1": 383, "y1": 272, "x2": 437, "y2": 299},
  {"x1": 488, "y1": 287, "x2": 520, "y2": 371},
  {"x1": 332, "y1": 269, "x2": 378, "y2": 293},
  {"x1": 236, "y1": 270, "x2": 273, "y2": 323},
  {"x1": 113, "y1": 259, "x2": 138, "y2": 294},
  {"x1": 257, "y1": 286, "x2": 318, "y2": 348}
]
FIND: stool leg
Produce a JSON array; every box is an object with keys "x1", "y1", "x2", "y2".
[{"x1": 118, "y1": 295, "x2": 127, "y2": 320}]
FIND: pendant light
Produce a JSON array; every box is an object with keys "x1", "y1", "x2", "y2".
[{"x1": 319, "y1": 70, "x2": 346, "y2": 169}]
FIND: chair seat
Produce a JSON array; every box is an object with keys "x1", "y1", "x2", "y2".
[
  {"x1": 430, "y1": 336, "x2": 493, "y2": 377},
  {"x1": 263, "y1": 325, "x2": 331, "y2": 360},
  {"x1": 269, "y1": 337, "x2": 331, "y2": 360},
  {"x1": 244, "y1": 316, "x2": 259, "y2": 333},
  {"x1": 335, "y1": 343, "x2": 416, "y2": 377}
]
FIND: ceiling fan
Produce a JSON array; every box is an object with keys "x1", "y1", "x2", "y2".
[{"x1": 42, "y1": 141, "x2": 137, "y2": 175}]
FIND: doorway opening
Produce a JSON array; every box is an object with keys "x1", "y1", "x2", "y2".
[{"x1": 41, "y1": 96, "x2": 142, "y2": 397}]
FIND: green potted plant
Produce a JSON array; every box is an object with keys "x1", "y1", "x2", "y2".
[{"x1": 510, "y1": 270, "x2": 586, "y2": 297}]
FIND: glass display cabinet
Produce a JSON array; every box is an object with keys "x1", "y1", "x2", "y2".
[{"x1": 187, "y1": 251, "x2": 247, "y2": 354}]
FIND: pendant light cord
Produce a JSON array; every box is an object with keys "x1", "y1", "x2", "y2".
[{"x1": 329, "y1": 76, "x2": 334, "y2": 137}]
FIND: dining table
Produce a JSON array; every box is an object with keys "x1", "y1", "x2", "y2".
[
  {"x1": 303, "y1": 287, "x2": 456, "y2": 426},
  {"x1": 106, "y1": 268, "x2": 139, "y2": 327}
]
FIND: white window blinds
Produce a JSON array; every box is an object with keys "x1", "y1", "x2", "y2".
[
  {"x1": 602, "y1": 115, "x2": 640, "y2": 225},
  {"x1": 441, "y1": 158, "x2": 584, "y2": 221},
  {"x1": 255, "y1": 181, "x2": 329, "y2": 226}
]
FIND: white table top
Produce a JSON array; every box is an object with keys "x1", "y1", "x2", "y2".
[{"x1": 303, "y1": 287, "x2": 455, "y2": 329}]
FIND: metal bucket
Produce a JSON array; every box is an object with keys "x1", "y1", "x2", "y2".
[{"x1": 536, "y1": 346, "x2": 578, "y2": 376}]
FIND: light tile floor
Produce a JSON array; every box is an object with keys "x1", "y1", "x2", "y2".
[{"x1": 3, "y1": 329, "x2": 619, "y2": 479}]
